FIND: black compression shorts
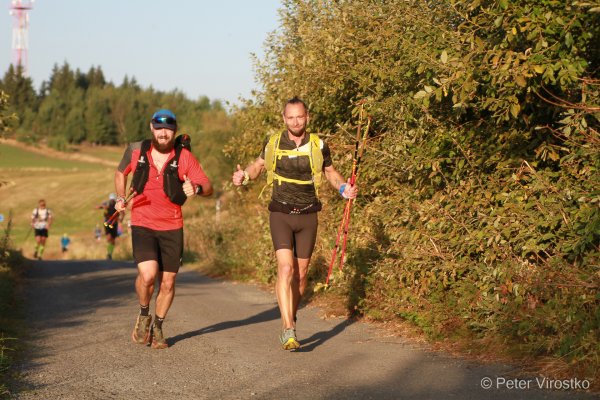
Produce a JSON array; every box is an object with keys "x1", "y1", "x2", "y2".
[
  {"x1": 34, "y1": 229, "x2": 48, "y2": 238},
  {"x1": 269, "y1": 212, "x2": 318, "y2": 259},
  {"x1": 131, "y1": 226, "x2": 183, "y2": 273}
]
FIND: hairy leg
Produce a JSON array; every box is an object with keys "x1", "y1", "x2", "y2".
[
  {"x1": 291, "y1": 257, "x2": 310, "y2": 325},
  {"x1": 155, "y1": 271, "x2": 177, "y2": 318},
  {"x1": 275, "y1": 249, "x2": 296, "y2": 330},
  {"x1": 136, "y1": 260, "x2": 158, "y2": 307}
]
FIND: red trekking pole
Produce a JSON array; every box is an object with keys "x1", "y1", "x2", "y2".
[
  {"x1": 325, "y1": 201, "x2": 351, "y2": 285},
  {"x1": 338, "y1": 117, "x2": 370, "y2": 272},
  {"x1": 104, "y1": 189, "x2": 137, "y2": 228},
  {"x1": 325, "y1": 109, "x2": 370, "y2": 286}
]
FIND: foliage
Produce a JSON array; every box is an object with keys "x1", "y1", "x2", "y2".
[
  {"x1": 0, "y1": 214, "x2": 26, "y2": 398},
  {"x1": 185, "y1": 195, "x2": 276, "y2": 283},
  {"x1": 225, "y1": 0, "x2": 600, "y2": 376},
  {"x1": 0, "y1": 91, "x2": 17, "y2": 136},
  {"x1": 0, "y1": 65, "x2": 36, "y2": 133}
]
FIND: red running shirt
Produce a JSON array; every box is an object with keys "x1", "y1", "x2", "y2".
[{"x1": 118, "y1": 142, "x2": 210, "y2": 231}]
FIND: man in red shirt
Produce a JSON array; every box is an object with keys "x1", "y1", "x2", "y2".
[{"x1": 114, "y1": 109, "x2": 213, "y2": 349}]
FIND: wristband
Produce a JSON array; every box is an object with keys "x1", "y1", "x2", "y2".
[
  {"x1": 116, "y1": 196, "x2": 126, "y2": 204},
  {"x1": 242, "y1": 170, "x2": 250, "y2": 186},
  {"x1": 339, "y1": 183, "x2": 347, "y2": 198}
]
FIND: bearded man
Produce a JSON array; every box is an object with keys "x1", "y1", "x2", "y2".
[
  {"x1": 114, "y1": 109, "x2": 213, "y2": 349},
  {"x1": 232, "y1": 97, "x2": 358, "y2": 350}
]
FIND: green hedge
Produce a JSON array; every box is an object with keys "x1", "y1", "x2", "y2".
[{"x1": 223, "y1": 0, "x2": 599, "y2": 376}]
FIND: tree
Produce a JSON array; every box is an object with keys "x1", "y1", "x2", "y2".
[
  {"x1": 0, "y1": 64, "x2": 38, "y2": 128},
  {"x1": 87, "y1": 66, "x2": 106, "y2": 88},
  {"x1": 85, "y1": 88, "x2": 116, "y2": 144},
  {"x1": 0, "y1": 90, "x2": 16, "y2": 135},
  {"x1": 47, "y1": 62, "x2": 77, "y2": 93},
  {"x1": 63, "y1": 89, "x2": 86, "y2": 143}
]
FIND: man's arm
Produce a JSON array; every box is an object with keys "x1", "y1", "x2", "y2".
[
  {"x1": 324, "y1": 165, "x2": 358, "y2": 199},
  {"x1": 114, "y1": 170, "x2": 127, "y2": 211},
  {"x1": 197, "y1": 179, "x2": 214, "y2": 197},
  {"x1": 232, "y1": 157, "x2": 266, "y2": 186},
  {"x1": 181, "y1": 150, "x2": 214, "y2": 197},
  {"x1": 324, "y1": 165, "x2": 346, "y2": 192}
]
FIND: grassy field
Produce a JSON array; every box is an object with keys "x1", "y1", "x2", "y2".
[
  {"x1": 70, "y1": 143, "x2": 125, "y2": 164},
  {"x1": 0, "y1": 142, "x2": 128, "y2": 260},
  {"x1": 0, "y1": 143, "x2": 99, "y2": 171},
  {"x1": 0, "y1": 141, "x2": 211, "y2": 262}
]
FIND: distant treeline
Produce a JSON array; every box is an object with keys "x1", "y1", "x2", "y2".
[
  {"x1": 0, "y1": 62, "x2": 235, "y2": 182},
  {"x1": 0, "y1": 62, "x2": 229, "y2": 147}
]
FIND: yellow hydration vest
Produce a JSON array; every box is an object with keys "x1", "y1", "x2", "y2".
[{"x1": 261, "y1": 132, "x2": 324, "y2": 197}]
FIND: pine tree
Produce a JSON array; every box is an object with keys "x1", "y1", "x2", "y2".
[
  {"x1": 0, "y1": 64, "x2": 38, "y2": 127},
  {"x1": 85, "y1": 88, "x2": 116, "y2": 144}
]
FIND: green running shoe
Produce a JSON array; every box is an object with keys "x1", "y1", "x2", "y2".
[
  {"x1": 280, "y1": 328, "x2": 300, "y2": 350},
  {"x1": 131, "y1": 315, "x2": 152, "y2": 345}
]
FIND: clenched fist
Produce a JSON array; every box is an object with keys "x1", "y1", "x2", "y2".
[{"x1": 232, "y1": 164, "x2": 248, "y2": 186}]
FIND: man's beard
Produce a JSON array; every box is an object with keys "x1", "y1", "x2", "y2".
[
  {"x1": 287, "y1": 126, "x2": 306, "y2": 137},
  {"x1": 152, "y1": 136, "x2": 175, "y2": 153}
]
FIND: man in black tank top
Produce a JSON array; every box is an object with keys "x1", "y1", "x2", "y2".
[{"x1": 232, "y1": 97, "x2": 358, "y2": 350}]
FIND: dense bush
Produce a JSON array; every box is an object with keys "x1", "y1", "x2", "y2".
[
  {"x1": 0, "y1": 214, "x2": 26, "y2": 398},
  {"x1": 225, "y1": 0, "x2": 599, "y2": 376}
]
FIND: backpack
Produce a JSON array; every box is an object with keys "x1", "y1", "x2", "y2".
[
  {"x1": 261, "y1": 132, "x2": 324, "y2": 197},
  {"x1": 34, "y1": 208, "x2": 50, "y2": 221},
  {"x1": 130, "y1": 134, "x2": 192, "y2": 206}
]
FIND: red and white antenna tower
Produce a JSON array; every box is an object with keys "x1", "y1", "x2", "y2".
[{"x1": 9, "y1": 0, "x2": 34, "y2": 76}]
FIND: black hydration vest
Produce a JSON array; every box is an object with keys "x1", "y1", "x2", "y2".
[{"x1": 130, "y1": 134, "x2": 192, "y2": 206}]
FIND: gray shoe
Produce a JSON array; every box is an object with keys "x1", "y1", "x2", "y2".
[
  {"x1": 131, "y1": 315, "x2": 152, "y2": 345},
  {"x1": 279, "y1": 328, "x2": 300, "y2": 350},
  {"x1": 151, "y1": 324, "x2": 168, "y2": 349}
]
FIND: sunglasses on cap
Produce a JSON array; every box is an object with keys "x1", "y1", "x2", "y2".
[{"x1": 152, "y1": 116, "x2": 176, "y2": 125}]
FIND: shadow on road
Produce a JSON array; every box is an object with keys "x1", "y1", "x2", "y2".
[
  {"x1": 297, "y1": 318, "x2": 355, "y2": 352},
  {"x1": 24, "y1": 259, "x2": 136, "y2": 322},
  {"x1": 168, "y1": 306, "x2": 280, "y2": 347}
]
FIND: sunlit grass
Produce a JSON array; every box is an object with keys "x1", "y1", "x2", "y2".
[
  {"x1": 0, "y1": 143, "x2": 98, "y2": 171},
  {"x1": 72, "y1": 144, "x2": 124, "y2": 164},
  {"x1": 0, "y1": 142, "x2": 123, "y2": 258}
]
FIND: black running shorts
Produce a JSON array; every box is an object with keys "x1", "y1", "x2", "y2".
[
  {"x1": 269, "y1": 212, "x2": 318, "y2": 259},
  {"x1": 104, "y1": 223, "x2": 118, "y2": 239},
  {"x1": 131, "y1": 226, "x2": 183, "y2": 273},
  {"x1": 34, "y1": 229, "x2": 48, "y2": 238}
]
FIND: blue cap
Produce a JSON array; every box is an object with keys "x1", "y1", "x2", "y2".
[{"x1": 151, "y1": 109, "x2": 177, "y2": 130}]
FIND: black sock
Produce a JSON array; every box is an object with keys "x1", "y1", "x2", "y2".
[
  {"x1": 155, "y1": 316, "x2": 165, "y2": 329},
  {"x1": 140, "y1": 304, "x2": 150, "y2": 316}
]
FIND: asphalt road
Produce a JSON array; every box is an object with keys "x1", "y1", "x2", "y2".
[{"x1": 13, "y1": 260, "x2": 595, "y2": 399}]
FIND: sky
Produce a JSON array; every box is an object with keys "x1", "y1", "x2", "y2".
[{"x1": 1, "y1": 0, "x2": 282, "y2": 105}]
